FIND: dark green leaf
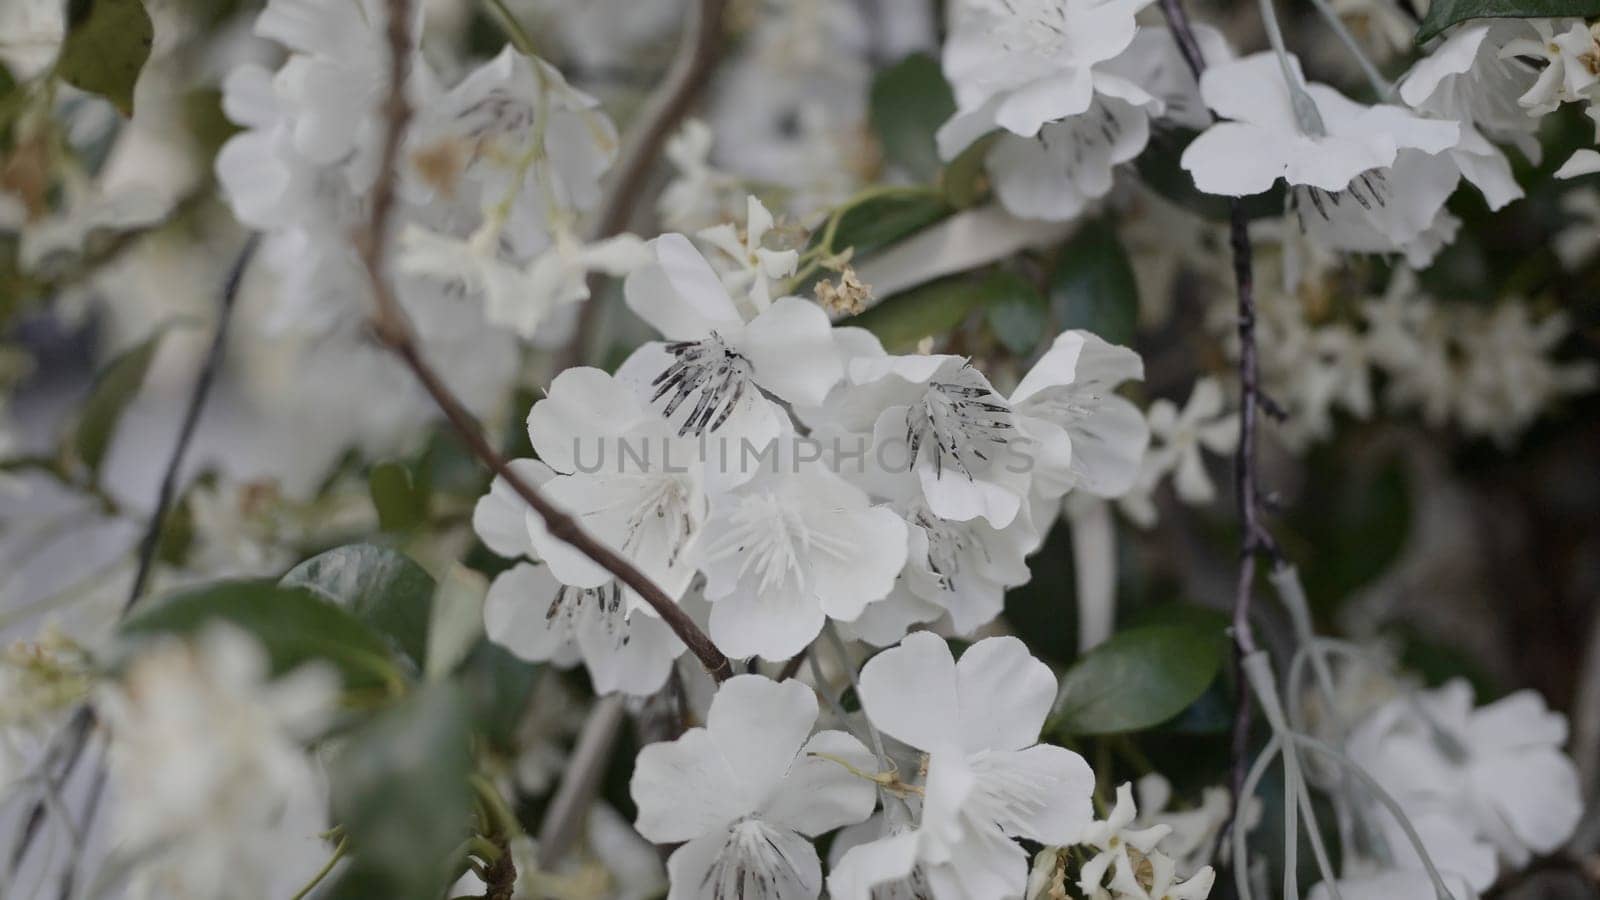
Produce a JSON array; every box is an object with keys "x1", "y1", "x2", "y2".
[
  {"x1": 828, "y1": 192, "x2": 953, "y2": 259},
  {"x1": 985, "y1": 276, "x2": 1050, "y2": 355},
  {"x1": 845, "y1": 269, "x2": 1031, "y2": 351},
  {"x1": 1048, "y1": 223, "x2": 1139, "y2": 347},
  {"x1": 121, "y1": 581, "x2": 400, "y2": 690},
  {"x1": 56, "y1": 0, "x2": 154, "y2": 117},
  {"x1": 368, "y1": 460, "x2": 428, "y2": 533},
  {"x1": 461, "y1": 642, "x2": 539, "y2": 749},
  {"x1": 1053, "y1": 623, "x2": 1226, "y2": 735},
  {"x1": 331, "y1": 683, "x2": 473, "y2": 898},
  {"x1": 1416, "y1": 0, "x2": 1600, "y2": 43},
  {"x1": 869, "y1": 53, "x2": 955, "y2": 181},
  {"x1": 74, "y1": 333, "x2": 163, "y2": 476},
  {"x1": 280, "y1": 544, "x2": 436, "y2": 668}
]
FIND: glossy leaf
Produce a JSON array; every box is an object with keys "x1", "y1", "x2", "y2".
[
  {"x1": 369, "y1": 459, "x2": 428, "y2": 533},
  {"x1": 846, "y1": 269, "x2": 1036, "y2": 351},
  {"x1": 56, "y1": 0, "x2": 155, "y2": 116},
  {"x1": 869, "y1": 53, "x2": 955, "y2": 181},
  {"x1": 1416, "y1": 0, "x2": 1600, "y2": 42},
  {"x1": 1048, "y1": 223, "x2": 1140, "y2": 347},
  {"x1": 986, "y1": 276, "x2": 1051, "y2": 356},
  {"x1": 828, "y1": 192, "x2": 953, "y2": 259},
  {"x1": 280, "y1": 543, "x2": 436, "y2": 668},
  {"x1": 1052, "y1": 622, "x2": 1226, "y2": 735}
]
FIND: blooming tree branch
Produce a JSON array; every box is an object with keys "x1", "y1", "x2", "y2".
[{"x1": 357, "y1": 0, "x2": 732, "y2": 683}]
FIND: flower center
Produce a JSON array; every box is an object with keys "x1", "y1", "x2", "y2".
[
  {"x1": 545, "y1": 581, "x2": 631, "y2": 647},
  {"x1": 612, "y1": 475, "x2": 697, "y2": 569},
  {"x1": 1291, "y1": 169, "x2": 1391, "y2": 226},
  {"x1": 706, "y1": 493, "x2": 854, "y2": 593},
  {"x1": 904, "y1": 366, "x2": 1014, "y2": 480},
  {"x1": 913, "y1": 507, "x2": 990, "y2": 591},
  {"x1": 701, "y1": 818, "x2": 808, "y2": 900},
  {"x1": 651, "y1": 332, "x2": 755, "y2": 437}
]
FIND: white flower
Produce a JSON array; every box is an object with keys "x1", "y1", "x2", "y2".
[
  {"x1": 523, "y1": 367, "x2": 711, "y2": 606},
  {"x1": 1133, "y1": 775, "x2": 1243, "y2": 878},
  {"x1": 1077, "y1": 782, "x2": 1216, "y2": 899},
  {"x1": 620, "y1": 234, "x2": 843, "y2": 454},
  {"x1": 938, "y1": 0, "x2": 1159, "y2": 221},
  {"x1": 1141, "y1": 377, "x2": 1238, "y2": 508},
  {"x1": 1348, "y1": 679, "x2": 1584, "y2": 869},
  {"x1": 1011, "y1": 330, "x2": 1149, "y2": 501},
  {"x1": 1182, "y1": 53, "x2": 1463, "y2": 261},
  {"x1": 1555, "y1": 147, "x2": 1600, "y2": 178},
  {"x1": 830, "y1": 633, "x2": 1097, "y2": 900},
  {"x1": 850, "y1": 354, "x2": 1032, "y2": 528},
  {"x1": 630, "y1": 675, "x2": 877, "y2": 900},
  {"x1": 1501, "y1": 19, "x2": 1600, "y2": 116},
  {"x1": 1399, "y1": 22, "x2": 1544, "y2": 162},
  {"x1": 659, "y1": 119, "x2": 746, "y2": 232},
  {"x1": 697, "y1": 196, "x2": 801, "y2": 312},
  {"x1": 700, "y1": 464, "x2": 907, "y2": 660},
  {"x1": 98, "y1": 625, "x2": 336, "y2": 900}
]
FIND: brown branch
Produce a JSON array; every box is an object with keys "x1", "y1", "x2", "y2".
[
  {"x1": 1158, "y1": 0, "x2": 1276, "y2": 868},
  {"x1": 555, "y1": 0, "x2": 729, "y2": 371},
  {"x1": 360, "y1": 0, "x2": 731, "y2": 682}
]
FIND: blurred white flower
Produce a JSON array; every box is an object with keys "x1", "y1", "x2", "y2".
[
  {"x1": 698, "y1": 196, "x2": 800, "y2": 312},
  {"x1": 1502, "y1": 19, "x2": 1600, "y2": 115}
]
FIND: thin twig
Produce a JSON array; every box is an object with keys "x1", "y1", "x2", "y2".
[
  {"x1": 1157, "y1": 0, "x2": 1276, "y2": 867},
  {"x1": 8, "y1": 235, "x2": 259, "y2": 883},
  {"x1": 358, "y1": 0, "x2": 731, "y2": 681},
  {"x1": 535, "y1": 694, "x2": 626, "y2": 866},
  {"x1": 555, "y1": 0, "x2": 729, "y2": 370}
]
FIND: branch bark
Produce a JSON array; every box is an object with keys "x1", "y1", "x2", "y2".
[
  {"x1": 555, "y1": 0, "x2": 729, "y2": 371},
  {"x1": 1157, "y1": 0, "x2": 1277, "y2": 860},
  {"x1": 361, "y1": 0, "x2": 731, "y2": 682}
]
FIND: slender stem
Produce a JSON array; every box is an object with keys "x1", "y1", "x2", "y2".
[
  {"x1": 1304, "y1": 0, "x2": 1394, "y2": 98},
  {"x1": 484, "y1": 0, "x2": 536, "y2": 55},
  {"x1": 471, "y1": 773, "x2": 524, "y2": 839},
  {"x1": 557, "y1": 0, "x2": 730, "y2": 370},
  {"x1": 358, "y1": 0, "x2": 731, "y2": 682},
  {"x1": 290, "y1": 837, "x2": 349, "y2": 900},
  {"x1": 535, "y1": 694, "x2": 625, "y2": 866},
  {"x1": 1256, "y1": 0, "x2": 1328, "y2": 134},
  {"x1": 823, "y1": 624, "x2": 889, "y2": 767}
]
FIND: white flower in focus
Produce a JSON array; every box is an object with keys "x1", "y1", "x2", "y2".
[
  {"x1": 1348, "y1": 679, "x2": 1584, "y2": 870},
  {"x1": 830, "y1": 633, "x2": 1096, "y2": 900},
  {"x1": 98, "y1": 626, "x2": 336, "y2": 900},
  {"x1": 1182, "y1": 53, "x2": 1463, "y2": 261},
  {"x1": 1399, "y1": 22, "x2": 1544, "y2": 162},
  {"x1": 621, "y1": 234, "x2": 842, "y2": 454},
  {"x1": 1501, "y1": 19, "x2": 1600, "y2": 116},
  {"x1": 1011, "y1": 330, "x2": 1149, "y2": 501},
  {"x1": 700, "y1": 464, "x2": 907, "y2": 660},
  {"x1": 630, "y1": 675, "x2": 877, "y2": 900},
  {"x1": 523, "y1": 368, "x2": 711, "y2": 606},
  {"x1": 698, "y1": 196, "x2": 800, "y2": 311}
]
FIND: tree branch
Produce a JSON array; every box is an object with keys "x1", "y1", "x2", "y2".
[
  {"x1": 360, "y1": 0, "x2": 732, "y2": 682},
  {"x1": 1157, "y1": 0, "x2": 1276, "y2": 862},
  {"x1": 555, "y1": 0, "x2": 729, "y2": 371}
]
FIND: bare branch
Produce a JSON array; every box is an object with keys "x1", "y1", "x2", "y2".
[
  {"x1": 359, "y1": 0, "x2": 732, "y2": 681},
  {"x1": 556, "y1": 0, "x2": 730, "y2": 370}
]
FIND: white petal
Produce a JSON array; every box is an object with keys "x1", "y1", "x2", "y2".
[
  {"x1": 827, "y1": 830, "x2": 921, "y2": 900},
  {"x1": 526, "y1": 367, "x2": 652, "y2": 472},
  {"x1": 482, "y1": 562, "x2": 578, "y2": 665},
  {"x1": 631, "y1": 728, "x2": 750, "y2": 843},
  {"x1": 707, "y1": 580, "x2": 827, "y2": 661},
  {"x1": 856, "y1": 631, "x2": 960, "y2": 753},
  {"x1": 979, "y1": 745, "x2": 1096, "y2": 844},
  {"x1": 706, "y1": 675, "x2": 819, "y2": 803},
  {"x1": 1555, "y1": 148, "x2": 1600, "y2": 178},
  {"x1": 1181, "y1": 122, "x2": 1294, "y2": 196},
  {"x1": 738, "y1": 297, "x2": 845, "y2": 406},
  {"x1": 472, "y1": 459, "x2": 552, "y2": 559},
  {"x1": 624, "y1": 233, "x2": 744, "y2": 340},
  {"x1": 954, "y1": 635, "x2": 1057, "y2": 753},
  {"x1": 763, "y1": 730, "x2": 879, "y2": 836}
]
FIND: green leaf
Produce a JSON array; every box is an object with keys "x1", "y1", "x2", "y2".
[
  {"x1": 1048, "y1": 223, "x2": 1139, "y2": 347},
  {"x1": 330, "y1": 683, "x2": 473, "y2": 898},
  {"x1": 425, "y1": 564, "x2": 486, "y2": 680},
  {"x1": 368, "y1": 459, "x2": 428, "y2": 533},
  {"x1": 869, "y1": 53, "x2": 955, "y2": 182},
  {"x1": 74, "y1": 332, "x2": 162, "y2": 475},
  {"x1": 120, "y1": 581, "x2": 401, "y2": 690},
  {"x1": 56, "y1": 0, "x2": 154, "y2": 117},
  {"x1": 985, "y1": 275, "x2": 1050, "y2": 356},
  {"x1": 845, "y1": 269, "x2": 1032, "y2": 351},
  {"x1": 1053, "y1": 623, "x2": 1226, "y2": 735},
  {"x1": 1415, "y1": 0, "x2": 1600, "y2": 43},
  {"x1": 829, "y1": 192, "x2": 953, "y2": 259},
  {"x1": 941, "y1": 134, "x2": 995, "y2": 209},
  {"x1": 280, "y1": 544, "x2": 436, "y2": 668}
]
